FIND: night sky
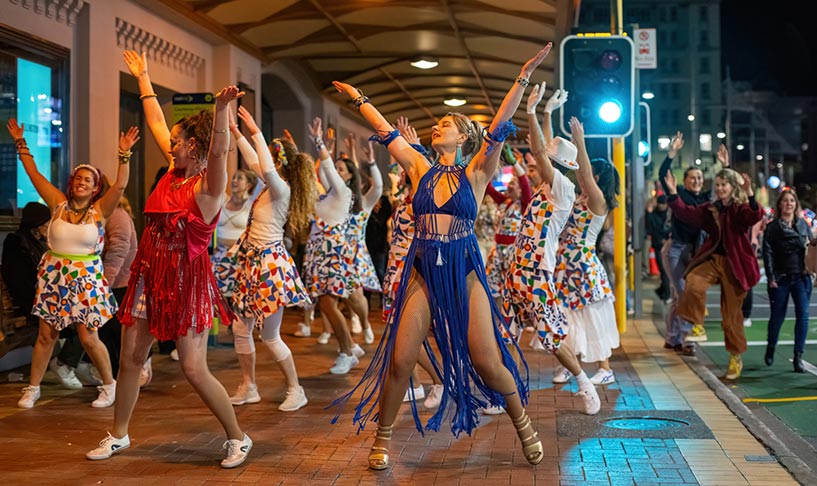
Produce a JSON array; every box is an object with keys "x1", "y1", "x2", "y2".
[{"x1": 721, "y1": 0, "x2": 817, "y2": 96}]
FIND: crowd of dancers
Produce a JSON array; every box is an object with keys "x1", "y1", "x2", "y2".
[{"x1": 4, "y1": 42, "x2": 767, "y2": 472}]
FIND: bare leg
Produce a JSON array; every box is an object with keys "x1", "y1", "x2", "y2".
[
  {"x1": 596, "y1": 358, "x2": 611, "y2": 372},
  {"x1": 77, "y1": 325, "x2": 115, "y2": 384},
  {"x1": 176, "y1": 330, "x2": 243, "y2": 440},
  {"x1": 112, "y1": 318, "x2": 155, "y2": 438},
  {"x1": 553, "y1": 343, "x2": 583, "y2": 376},
  {"x1": 236, "y1": 352, "x2": 256, "y2": 387},
  {"x1": 29, "y1": 319, "x2": 59, "y2": 387},
  {"x1": 232, "y1": 316, "x2": 257, "y2": 387},
  {"x1": 347, "y1": 287, "x2": 373, "y2": 331},
  {"x1": 320, "y1": 295, "x2": 353, "y2": 355},
  {"x1": 416, "y1": 344, "x2": 442, "y2": 385}
]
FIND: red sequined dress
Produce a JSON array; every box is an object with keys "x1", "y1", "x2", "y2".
[{"x1": 118, "y1": 169, "x2": 234, "y2": 340}]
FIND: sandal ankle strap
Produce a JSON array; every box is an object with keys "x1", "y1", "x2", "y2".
[{"x1": 375, "y1": 424, "x2": 394, "y2": 440}]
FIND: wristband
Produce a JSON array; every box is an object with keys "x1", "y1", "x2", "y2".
[
  {"x1": 515, "y1": 76, "x2": 530, "y2": 87},
  {"x1": 139, "y1": 93, "x2": 158, "y2": 100}
]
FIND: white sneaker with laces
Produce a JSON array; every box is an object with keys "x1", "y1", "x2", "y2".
[
  {"x1": 221, "y1": 433, "x2": 252, "y2": 468},
  {"x1": 589, "y1": 369, "x2": 615, "y2": 385},
  {"x1": 49, "y1": 358, "x2": 83, "y2": 390},
  {"x1": 552, "y1": 366, "x2": 572, "y2": 384},
  {"x1": 424, "y1": 384, "x2": 444, "y2": 409},
  {"x1": 402, "y1": 384, "x2": 425, "y2": 402},
  {"x1": 92, "y1": 382, "x2": 116, "y2": 408},
  {"x1": 350, "y1": 314, "x2": 362, "y2": 334},
  {"x1": 294, "y1": 322, "x2": 311, "y2": 337},
  {"x1": 330, "y1": 353, "x2": 359, "y2": 375},
  {"x1": 316, "y1": 332, "x2": 332, "y2": 345},
  {"x1": 18, "y1": 385, "x2": 41, "y2": 409},
  {"x1": 743, "y1": 318, "x2": 752, "y2": 327},
  {"x1": 576, "y1": 386, "x2": 601, "y2": 415},
  {"x1": 482, "y1": 405, "x2": 505, "y2": 415},
  {"x1": 139, "y1": 357, "x2": 153, "y2": 387},
  {"x1": 278, "y1": 386, "x2": 308, "y2": 412},
  {"x1": 86, "y1": 432, "x2": 130, "y2": 460},
  {"x1": 351, "y1": 343, "x2": 366, "y2": 358},
  {"x1": 364, "y1": 327, "x2": 375, "y2": 344},
  {"x1": 230, "y1": 383, "x2": 261, "y2": 406},
  {"x1": 75, "y1": 362, "x2": 103, "y2": 386}
]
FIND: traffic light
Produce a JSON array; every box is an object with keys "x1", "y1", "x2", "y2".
[{"x1": 559, "y1": 35, "x2": 635, "y2": 138}]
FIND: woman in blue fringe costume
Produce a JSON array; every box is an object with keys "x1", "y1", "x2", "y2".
[{"x1": 331, "y1": 43, "x2": 552, "y2": 470}]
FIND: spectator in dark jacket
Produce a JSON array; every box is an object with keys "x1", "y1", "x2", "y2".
[
  {"x1": 646, "y1": 195, "x2": 672, "y2": 301},
  {"x1": 2, "y1": 202, "x2": 50, "y2": 323},
  {"x1": 762, "y1": 189, "x2": 814, "y2": 372}
]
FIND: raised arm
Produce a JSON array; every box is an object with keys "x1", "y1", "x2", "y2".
[
  {"x1": 468, "y1": 43, "x2": 552, "y2": 184},
  {"x1": 6, "y1": 118, "x2": 65, "y2": 210},
  {"x1": 230, "y1": 108, "x2": 262, "y2": 179},
  {"x1": 333, "y1": 81, "x2": 427, "y2": 178},
  {"x1": 202, "y1": 86, "x2": 244, "y2": 200},
  {"x1": 526, "y1": 82, "x2": 556, "y2": 186},
  {"x1": 569, "y1": 117, "x2": 607, "y2": 215},
  {"x1": 658, "y1": 131, "x2": 683, "y2": 194},
  {"x1": 344, "y1": 132, "x2": 359, "y2": 166},
  {"x1": 308, "y1": 117, "x2": 346, "y2": 193},
  {"x1": 543, "y1": 88, "x2": 568, "y2": 146},
  {"x1": 664, "y1": 170, "x2": 706, "y2": 226},
  {"x1": 97, "y1": 127, "x2": 138, "y2": 219},
  {"x1": 123, "y1": 50, "x2": 171, "y2": 164},
  {"x1": 361, "y1": 139, "x2": 383, "y2": 211},
  {"x1": 237, "y1": 106, "x2": 288, "y2": 197}
]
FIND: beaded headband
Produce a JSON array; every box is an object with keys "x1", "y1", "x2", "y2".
[{"x1": 271, "y1": 139, "x2": 288, "y2": 166}]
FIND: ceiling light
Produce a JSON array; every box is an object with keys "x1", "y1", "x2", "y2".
[
  {"x1": 444, "y1": 98, "x2": 466, "y2": 107},
  {"x1": 410, "y1": 57, "x2": 438, "y2": 70}
]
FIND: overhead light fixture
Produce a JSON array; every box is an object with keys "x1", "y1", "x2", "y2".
[
  {"x1": 410, "y1": 57, "x2": 438, "y2": 70},
  {"x1": 444, "y1": 98, "x2": 466, "y2": 107}
]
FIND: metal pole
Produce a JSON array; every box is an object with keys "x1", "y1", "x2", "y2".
[
  {"x1": 611, "y1": 0, "x2": 627, "y2": 332},
  {"x1": 631, "y1": 66, "x2": 645, "y2": 319}
]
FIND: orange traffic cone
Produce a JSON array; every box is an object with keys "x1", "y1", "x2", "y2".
[{"x1": 649, "y1": 247, "x2": 660, "y2": 276}]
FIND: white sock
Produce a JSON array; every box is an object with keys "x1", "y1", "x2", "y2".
[{"x1": 575, "y1": 371, "x2": 592, "y2": 390}]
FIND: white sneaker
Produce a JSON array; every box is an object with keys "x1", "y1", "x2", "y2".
[
  {"x1": 576, "y1": 386, "x2": 601, "y2": 415},
  {"x1": 364, "y1": 327, "x2": 375, "y2": 344},
  {"x1": 589, "y1": 369, "x2": 615, "y2": 386},
  {"x1": 424, "y1": 384, "x2": 444, "y2": 409},
  {"x1": 18, "y1": 385, "x2": 41, "y2": 409},
  {"x1": 743, "y1": 318, "x2": 752, "y2": 327},
  {"x1": 139, "y1": 357, "x2": 153, "y2": 388},
  {"x1": 169, "y1": 349, "x2": 180, "y2": 361},
  {"x1": 49, "y1": 357, "x2": 83, "y2": 390},
  {"x1": 482, "y1": 405, "x2": 505, "y2": 415},
  {"x1": 350, "y1": 314, "x2": 362, "y2": 334},
  {"x1": 552, "y1": 366, "x2": 572, "y2": 384},
  {"x1": 402, "y1": 384, "x2": 425, "y2": 402},
  {"x1": 351, "y1": 343, "x2": 366, "y2": 358},
  {"x1": 294, "y1": 322, "x2": 311, "y2": 337},
  {"x1": 329, "y1": 353, "x2": 359, "y2": 375},
  {"x1": 221, "y1": 433, "x2": 252, "y2": 468},
  {"x1": 317, "y1": 332, "x2": 332, "y2": 345},
  {"x1": 86, "y1": 432, "x2": 130, "y2": 460},
  {"x1": 278, "y1": 386, "x2": 308, "y2": 412},
  {"x1": 91, "y1": 382, "x2": 116, "y2": 408},
  {"x1": 75, "y1": 363, "x2": 103, "y2": 386},
  {"x1": 230, "y1": 383, "x2": 261, "y2": 406}
]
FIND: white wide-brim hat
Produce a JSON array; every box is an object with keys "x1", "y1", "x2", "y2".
[{"x1": 546, "y1": 136, "x2": 579, "y2": 170}]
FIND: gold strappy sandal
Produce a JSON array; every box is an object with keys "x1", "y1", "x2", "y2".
[
  {"x1": 512, "y1": 411, "x2": 544, "y2": 465},
  {"x1": 368, "y1": 424, "x2": 393, "y2": 470}
]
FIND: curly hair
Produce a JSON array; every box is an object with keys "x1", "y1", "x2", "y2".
[
  {"x1": 338, "y1": 158, "x2": 363, "y2": 213},
  {"x1": 715, "y1": 168, "x2": 748, "y2": 205},
  {"x1": 273, "y1": 138, "x2": 318, "y2": 236},
  {"x1": 174, "y1": 109, "x2": 213, "y2": 161},
  {"x1": 590, "y1": 158, "x2": 621, "y2": 210},
  {"x1": 446, "y1": 112, "x2": 483, "y2": 160}
]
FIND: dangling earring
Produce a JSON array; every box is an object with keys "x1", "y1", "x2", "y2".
[{"x1": 455, "y1": 142, "x2": 465, "y2": 167}]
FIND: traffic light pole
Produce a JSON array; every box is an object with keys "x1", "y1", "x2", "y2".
[{"x1": 611, "y1": 0, "x2": 627, "y2": 333}]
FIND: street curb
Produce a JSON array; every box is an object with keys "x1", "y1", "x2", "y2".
[{"x1": 684, "y1": 352, "x2": 817, "y2": 485}]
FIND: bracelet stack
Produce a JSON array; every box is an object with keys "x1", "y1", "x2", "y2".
[
  {"x1": 313, "y1": 136, "x2": 325, "y2": 150},
  {"x1": 14, "y1": 138, "x2": 30, "y2": 157},
  {"x1": 353, "y1": 94, "x2": 370, "y2": 110},
  {"x1": 515, "y1": 76, "x2": 530, "y2": 88},
  {"x1": 118, "y1": 149, "x2": 132, "y2": 165},
  {"x1": 139, "y1": 93, "x2": 158, "y2": 100}
]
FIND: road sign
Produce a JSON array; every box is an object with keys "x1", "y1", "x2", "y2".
[{"x1": 634, "y1": 28, "x2": 657, "y2": 69}]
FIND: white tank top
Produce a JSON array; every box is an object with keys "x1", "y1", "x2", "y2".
[
  {"x1": 47, "y1": 202, "x2": 103, "y2": 256},
  {"x1": 217, "y1": 198, "x2": 252, "y2": 242}
]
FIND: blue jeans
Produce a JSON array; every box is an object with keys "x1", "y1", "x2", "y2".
[
  {"x1": 767, "y1": 274, "x2": 812, "y2": 354},
  {"x1": 663, "y1": 239, "x2": 695, "y2": 346}
]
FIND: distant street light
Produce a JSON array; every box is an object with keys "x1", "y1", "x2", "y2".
[
  {"x1": 642, "y1": 91, "x2": 655, "y2": 100},
  {"x1": 687, "y1": 114, "x2": 695, "y2": 121},
  {"x1": 737, "y1": 144, "x2": 745, "y2": 150},
  {"x1": 716, "y1": 132, "x2": 726, "y2": 139}
]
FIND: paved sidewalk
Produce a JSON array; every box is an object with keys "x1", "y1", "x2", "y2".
[{"x1": 0, "y1": 305, "x2": 801, "y2": 485}]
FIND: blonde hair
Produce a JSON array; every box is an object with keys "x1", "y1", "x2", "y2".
[{"x1": 715, "y1": 168, "x2": 748, "y2": 205}]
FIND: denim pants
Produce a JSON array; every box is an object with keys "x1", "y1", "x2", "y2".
[
  {"x1": 767, "y1": 274, "x2": 812, "y2": 354},
  {"x1": 662, "y1": 239, "x2": 694, "y2": 346}
]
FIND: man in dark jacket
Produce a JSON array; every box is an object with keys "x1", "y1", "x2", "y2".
[{"x1": 646, "y1": 195, "x2": 672, "y2": 301}]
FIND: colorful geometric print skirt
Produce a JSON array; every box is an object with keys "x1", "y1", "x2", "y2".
[
  {"x1": 301, "y1": 218, "x2": 353, "y2": 299},
  {"x1": 485, "y1": 242, "x2": 515, "y2": 299},
  {"x1": 33, "y1": 251, "x2": 117, "y2": 331},
  {"x1": 212, "y1": 243, "x2": 238, "y2": 297},
  {"x1": 232, "y1": 238, "x2": 312, "y2": 322}
]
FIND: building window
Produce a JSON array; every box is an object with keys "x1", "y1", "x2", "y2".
[
  {"x1": 699, "y1": 57, "x2": 710, "y2": 74},
  {"x1": 670, "y1": 30, "x2": 678, "y2": 45},
  {"x1": 0, "y1": 25, "x2": 69, "y2": 217},
  {"x1": 699, "y1": 30, "x2": 709, "y2": 48},
  {"x1": 699, "y1": 5, "x2": 708, "y2": 22},
  {"x1": 670, "y1": 6, "x2": 678, "y2": 21},
  {"x1": 672, "y1": 83, "x2": 680, "y2": 100},
  {"x1": 660, "y1": 109, "x2": 669, "y2": 125},
  {"x1": 659, "y1": 7, "x2": 666, "y2": 22},
  {"x1": 673, "y1": 109, "x2": 680, "y2": 121},
  {"x1": 702, "y1": 109, "x2": 711, "y2": 127},
  {"x1": 701, "y1": 83, "x2": 711, "y2": 100},
  {"x1": 671, "y1": 59, "x2": 680, "y2": 74}
]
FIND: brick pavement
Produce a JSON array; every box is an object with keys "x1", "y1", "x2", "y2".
[{"x1": 0, "y1": 304, "x2": 800, "y2": 485}]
